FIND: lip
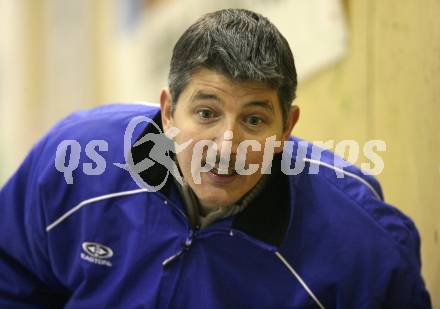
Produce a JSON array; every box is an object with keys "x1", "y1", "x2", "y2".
[{"x1": 205, "y1": 171, "x2": 238, "y2": 185}]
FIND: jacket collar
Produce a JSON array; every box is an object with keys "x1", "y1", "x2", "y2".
[{"x1": 131, "y1": 111, "x2": 291, "y2": 247}]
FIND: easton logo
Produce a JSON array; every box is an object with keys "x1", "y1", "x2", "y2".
[
  {"x1": 81, "y1": 242, "x2": 113, "y2": 267},
  {"x1": 82, "y1": 242, "x2": 113, "y2": 258}
]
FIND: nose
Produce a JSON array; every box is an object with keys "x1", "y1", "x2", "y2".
[
  {"x1": 214, "y1": 122, "x2": 242, "y2": 156},
  {"x1": 212, "y1": 127, "x2": 238, "y2": 171}
]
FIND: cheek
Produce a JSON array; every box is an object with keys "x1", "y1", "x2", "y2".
[
  {"x1": 175, "y1": 139, "x2": 206, "y2": 173},
  {"x1": 237, "y1": 152, "x2": 263, "y2": 169},
  {"x1": 176, "y1": 142, "x2": 196, "y2": 164},
  {"x1": 238, "y1": 140, "x2": 268, "y2": 163},
  {"x1": 250, "y1": 147, "x2": 266, "y2": 162}
]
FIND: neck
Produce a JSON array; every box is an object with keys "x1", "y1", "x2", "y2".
[{"x1": 175, "y1": 174, "x2": 270, "y2": 229}]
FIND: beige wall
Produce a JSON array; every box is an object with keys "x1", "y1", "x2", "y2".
[
  {"x1": 295, "y1": 0, "x2": 440, "y2": 303},
  {"x1": 0, "y1": 1, "x2": 99, "y2": 182}
]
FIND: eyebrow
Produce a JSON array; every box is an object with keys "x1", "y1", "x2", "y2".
[
  {"x1": 244, "y1": 100, "x2": 274, "y2": 114},
  {"x1": 191, "y1": 90, "x2": 274, "y2": 114},
  {"x1": 191, "y1": 91, "x2": 223, "y2": 104}
]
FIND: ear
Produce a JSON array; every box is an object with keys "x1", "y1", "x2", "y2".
[
  {"x1": 160, "y1": 88, "x2": 174, "y2": 133},
  {"x1": 275, "y1": 105, "x2": 300, "y2": 153}
]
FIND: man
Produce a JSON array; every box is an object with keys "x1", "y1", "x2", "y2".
[{"x1": 0, "y1": 9, "x2": 431, "y2": 308}]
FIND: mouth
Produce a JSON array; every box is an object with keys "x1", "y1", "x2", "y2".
[{"x1": 202, "y1": 161, "x2": 238, "y2": 184}]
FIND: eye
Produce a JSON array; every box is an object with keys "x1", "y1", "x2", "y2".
[
  {"x1": 196, "y1": 108, "x2": 216, "y2": 120},
  {"x1": 245, "y1": 115, "x2": 264, "y2": 127}
]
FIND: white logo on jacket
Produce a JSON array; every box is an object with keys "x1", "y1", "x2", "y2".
[{"x1": 81, "y1": 242, "x2": 113, "y2": 267}]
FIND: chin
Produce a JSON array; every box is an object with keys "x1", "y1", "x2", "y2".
[{"x1": 198, "y1": 192, "x2": 240, "y2": 208}]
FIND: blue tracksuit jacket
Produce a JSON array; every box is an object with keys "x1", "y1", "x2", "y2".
[{"x1": 0, "y1": 103, "x2": 431, "y2": 308}]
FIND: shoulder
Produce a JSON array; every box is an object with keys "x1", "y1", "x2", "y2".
[
  {"x1": 44, "y1": 102, "x2": 160, "y2": 141},
  {"x1": 25, "y1": 103, "x2": 161, "y2": 227},
  {"x1": 35, "y1": 102, "x2": 160, "y2": 159},
  {"x1": 285, "y1": 136, "x2": 421, "y2": 264},
  {"x1": 278, "y1": 137, "x2": 429, "y2": 304}
]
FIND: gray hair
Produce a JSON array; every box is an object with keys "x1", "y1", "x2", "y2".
[{"x1": 168, "y1": 8, "x2": 297, "y2": 126}]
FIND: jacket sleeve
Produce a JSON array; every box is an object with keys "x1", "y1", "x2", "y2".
[
  {"x1": 0, "y1": 139, "x2": 68, "y2": 308},
  {"x1": 383, "y1": 217, "x2": 432, "y2": 309},
  {"x1": 363, "y1": 176, "x2": 432, "y2": 308},
  {"x1": 360, "y1": 175, "x2": 432, "y2": 308}
]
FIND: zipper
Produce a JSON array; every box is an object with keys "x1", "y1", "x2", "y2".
[
  {"x1": 162, "y1": 228, "x2": 198, "y2": 267},
  {"x1": 158, "y1": 182, "x2": 204, "y2": 268}
]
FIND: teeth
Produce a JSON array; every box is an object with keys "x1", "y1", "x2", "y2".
[{"x1": 202, "y1": 161, "x2": 236, "y2": 176}]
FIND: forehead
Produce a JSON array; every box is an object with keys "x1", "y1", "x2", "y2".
[{"x1": 182, "y1": 68, "x2": 279, "y2": 105}]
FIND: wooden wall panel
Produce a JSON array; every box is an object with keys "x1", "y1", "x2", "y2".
[
  {"x1": 294, "y1": 0, "x2": 369, "y2": 163},
  {"x1": 297, "y1": 0, "x2": 440, "y2": 304},
  {"x1": 371, "y1": 0, "x2": 440, "y2": 303}
]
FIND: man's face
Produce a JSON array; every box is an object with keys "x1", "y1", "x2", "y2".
[{"x1": 161, "y1": 68, "x2": 298, "y2": 213}]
